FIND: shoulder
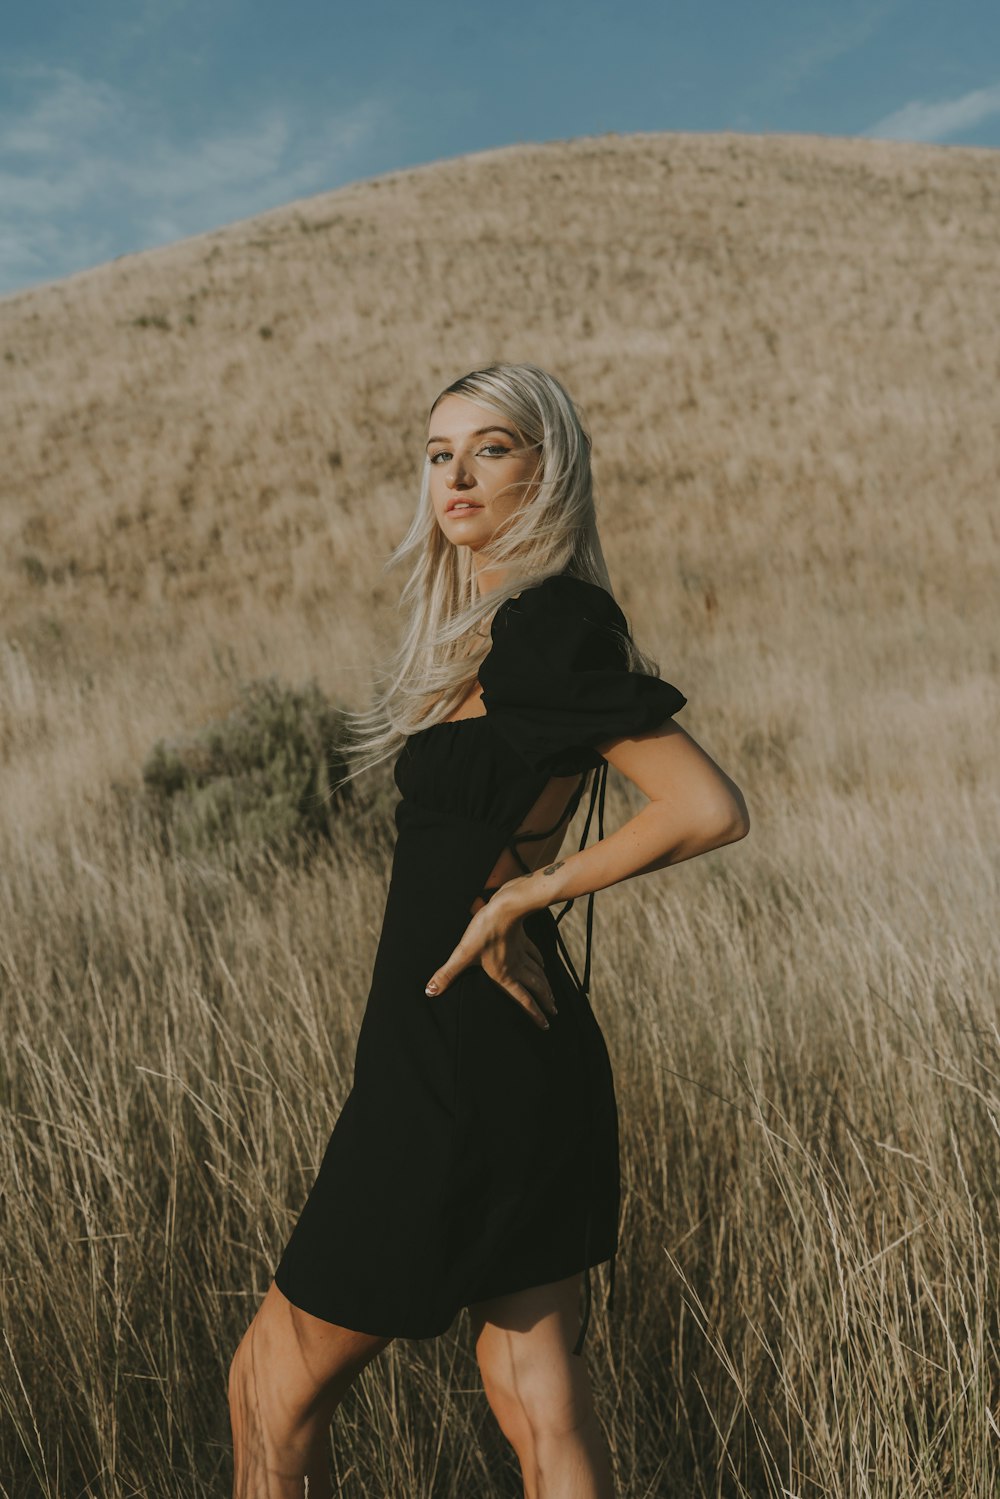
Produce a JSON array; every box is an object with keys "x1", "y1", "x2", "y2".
[
  {"x1": 489, "y1": 572, "x2": 630, "y2": 667},
  {"x1": 479, "y1": 571, "x2": 686, "y2": 775},
  {"x1": 500, "y1": 571, "x2": 625, "y2": 625}
]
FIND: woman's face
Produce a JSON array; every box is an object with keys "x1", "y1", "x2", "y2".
[{"x1": 426, "y1": 393, "x2": 541, "y2": 554}]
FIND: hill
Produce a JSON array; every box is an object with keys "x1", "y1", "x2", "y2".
[{"x1": 1, "y1": 129, "x2": 997, "y2": 827}]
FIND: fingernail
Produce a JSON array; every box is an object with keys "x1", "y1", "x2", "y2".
[
  {"x1": 425, "y1": 981, "x2": 438, "y2": 995},
  {"x1": 542, "y1": 1020, "x2": 550, "y2": 1031}
]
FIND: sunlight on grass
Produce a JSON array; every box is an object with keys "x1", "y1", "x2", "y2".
[{"x1": 1, "y1": 129, "x2": 998, "y2": 1496}]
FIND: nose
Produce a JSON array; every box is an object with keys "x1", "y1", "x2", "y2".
[{"x1": 445, "y1": 458, "x2": 474, "y2": 489}]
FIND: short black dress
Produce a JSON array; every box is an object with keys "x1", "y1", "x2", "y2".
[{"x1": 272, "y1": 572, "x2": 687, "y2": 1354}]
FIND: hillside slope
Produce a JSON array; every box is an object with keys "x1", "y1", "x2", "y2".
[{"x1": 1, "y1": 130, "x2": 997, "y2": 830}]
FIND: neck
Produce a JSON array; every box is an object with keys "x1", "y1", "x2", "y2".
[{"x1": 471, "y1": 562, "x2": 510, "y2": 598}]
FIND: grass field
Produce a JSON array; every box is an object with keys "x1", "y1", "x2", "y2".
[{"x1": 1, "y1": 128, "x2": 998, "y2": 1496}]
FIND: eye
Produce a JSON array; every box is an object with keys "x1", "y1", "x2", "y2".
[{"x1": 428, "y1": 444, "x2": 511, "y2": 464}]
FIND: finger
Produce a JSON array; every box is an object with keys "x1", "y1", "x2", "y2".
[
  {"x1": 424, "y1": 941, "x2": 474, "y2": 996},
  {"x1": 521, "y1": 945, "x2": 546, "y2": 975},
  {"x1": 520, "y1": 955, "x2": 558, "y2": 1017},
  {"x1": 507, "y1": 981, "x2": 552, "y2": 1032},
  {"x1": 520, "y1": 970, "x2": 558, "y2": 1018}
]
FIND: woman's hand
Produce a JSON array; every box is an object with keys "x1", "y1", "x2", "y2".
[{"x1": 423, "y1": 885, "x2": 558, "y2": 1031}]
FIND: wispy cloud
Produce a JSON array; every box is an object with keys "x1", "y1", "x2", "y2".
[
  {"x1": 864, "y1": 82, "x2": 1000, "y2": 142},
  {"x1": 761, "y1": 0, "x2": 903, "y2": 99},
  {"x1": 0, "y1": 63, "x2": 386, "y2": 296}
]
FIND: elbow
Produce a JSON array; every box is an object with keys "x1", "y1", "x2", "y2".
[
  {"x1": 728, "y1": 813, "x2": 751, "y2": 843},
  {"x1": 711, "y1": 787, "x2": 750, "y2": 846},
  {"x1": 730, "y1": 784, "x2": 751, "y2": 838}
]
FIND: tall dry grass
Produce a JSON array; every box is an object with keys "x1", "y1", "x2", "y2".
[{"x1": 1, "y1": 129, "x2": 998, "y2": 1494}]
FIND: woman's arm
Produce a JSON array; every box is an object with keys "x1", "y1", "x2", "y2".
[
  {"x1": 502, "y1": 719, "x2": 748, "y2": 919},
  {"x1": 423, "y1": 721, "x2": 748, "y2": 1021}
]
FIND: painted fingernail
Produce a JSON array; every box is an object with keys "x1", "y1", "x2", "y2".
[{"x1": 425, "y1": 981, "x2": 438, "y2": 995}]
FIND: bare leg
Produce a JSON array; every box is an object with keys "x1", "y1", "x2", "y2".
[
  {"x1": 469, "y1": 1273, "x2": 615, "y2": 1499},
  {"x1": 228, "y1": 1280, "x2": 392, "y2": 1499}
]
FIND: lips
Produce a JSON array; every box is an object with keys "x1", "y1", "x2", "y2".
[{"x1": 446, "y1": 500, "x2": 482, "y2": 513}]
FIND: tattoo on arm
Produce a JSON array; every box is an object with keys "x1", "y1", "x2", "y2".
[{"x1": 540, "y1": 859, "x2": 566, "y2": 878}]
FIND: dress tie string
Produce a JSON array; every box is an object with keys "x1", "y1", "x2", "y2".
[{"x1": 475, "y1": 757, "x2": 613, "y2": 1357}]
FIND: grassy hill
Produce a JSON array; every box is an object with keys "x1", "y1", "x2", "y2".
[
  {"x1": 1, "y1": 131, "x2": 998, "y2": 1496},
  {"x1": 1, "y1": 127, "x2": 1000, "y2": 839},
  {"x1": 2, "y1": 129, "x2": 997, "y2": 833}
]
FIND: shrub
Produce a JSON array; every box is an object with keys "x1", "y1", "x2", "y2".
[
  {"x1": 140, "y1": 676, "x2": 356, "y2": 869},
  {"x1": 20, "y1": 553, "x2": 48, "y2": 585}
]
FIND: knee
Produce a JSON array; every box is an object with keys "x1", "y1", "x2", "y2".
[
  {"x1": 227, "y1": 1321, "x2": 265, "y2": 1422},
  {"x1": 482, "y1": 1363, "x2": 531, "y2": 1450},
  {"x1": 228, "y1": 1288, "x2": 380, "y2": 1441},
  {"x1": 227, "y1": 1326, "x2": 252, "y2": 1404},
  {"x1": 227, "y1": 1310, "x2": 318, "y2": 1443},
  {"x1": 483, "y1": 1356, "x2": 588, "y2": 1452}
]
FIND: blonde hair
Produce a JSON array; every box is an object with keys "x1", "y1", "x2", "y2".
[{"x1": 333, "y1": 361, "x2": 661, "y2": 790}]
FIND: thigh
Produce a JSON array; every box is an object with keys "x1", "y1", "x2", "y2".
[
  {"x1": 469, "y1": 1273, "x2": 597, "y2": 1423},
  {"x1": 237, "y1": 1279, "x2": 393, "y2": 1413}
]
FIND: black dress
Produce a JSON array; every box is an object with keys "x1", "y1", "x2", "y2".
[{"x1": 272, "y1": 572, "x2": 687, "y2": 1354}]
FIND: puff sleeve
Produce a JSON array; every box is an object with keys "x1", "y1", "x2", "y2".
[{"x1": 478, "y1": 573, "x2": 687, "y2": 776}]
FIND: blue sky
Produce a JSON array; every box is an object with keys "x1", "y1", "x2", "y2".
[{"x1": 1, "y1": 0, "x2": 998, "y2": 296}]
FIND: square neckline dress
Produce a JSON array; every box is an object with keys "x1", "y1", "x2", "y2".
[{"x1": 272, "y1": 571, "x2": 687, "y2": 1355}]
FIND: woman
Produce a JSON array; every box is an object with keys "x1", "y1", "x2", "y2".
[{"x1": 228, "y1": 362, "x2": 750, "y2": 1498}]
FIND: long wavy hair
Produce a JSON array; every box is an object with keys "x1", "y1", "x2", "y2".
[{"x1": 332, "y1": 361, "x2": 663, "y2": 790}]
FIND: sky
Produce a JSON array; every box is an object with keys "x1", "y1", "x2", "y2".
[{"x1": 1, "y1": 0, "x2": 998, "y2": 297}]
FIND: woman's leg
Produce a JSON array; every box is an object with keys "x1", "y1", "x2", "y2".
[
  {"x1": 469, "y1": 1273, "x2": 615, "y2": 1499},
  {"x1": 228, "y1": 1279, "x2": 392, "y2": 1499}
]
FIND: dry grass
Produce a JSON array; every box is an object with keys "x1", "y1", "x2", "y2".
[{"x1": 1, "y1": 128, "x2": 998, "y2": 1495}]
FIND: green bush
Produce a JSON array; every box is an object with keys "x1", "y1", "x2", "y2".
[{"x1": 140, "y1": 676, "x2": 356, "y2": 868}]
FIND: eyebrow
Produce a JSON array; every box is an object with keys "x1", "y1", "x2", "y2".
[{"x1": 425, "y1": 425, "x2": 519, "y2": 449}]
